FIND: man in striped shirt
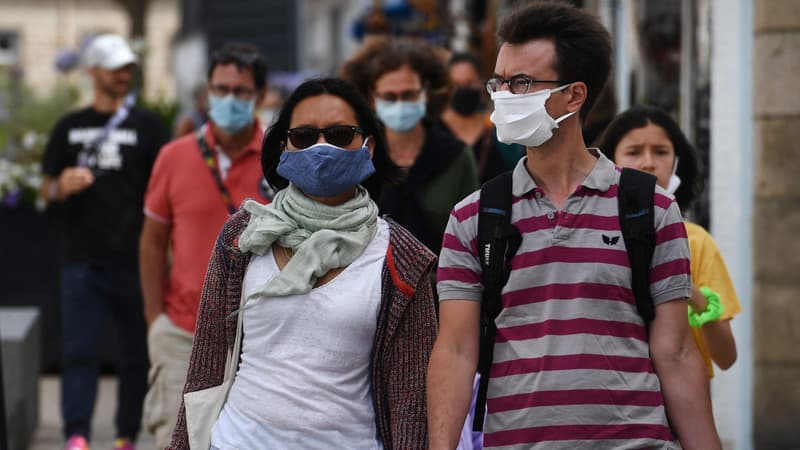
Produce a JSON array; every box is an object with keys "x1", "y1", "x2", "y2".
[{"x1": 427, "y1": 2, "x2": 721, "y2": 449}]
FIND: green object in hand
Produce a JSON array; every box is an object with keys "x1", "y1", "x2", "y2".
[{"x1": 688, "y1": 286, "x2": 723, "y2": 328}]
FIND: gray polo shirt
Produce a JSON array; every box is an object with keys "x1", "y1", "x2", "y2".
[{"x1": 437, "y1": 150, "x2": 690, "y2": 449}]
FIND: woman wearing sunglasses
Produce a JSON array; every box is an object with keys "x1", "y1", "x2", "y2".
[
  {"x1": 341, "y1": 37, "x2": 479, "y2": 255},
  {"x1": 168, "y1": 78, "x2": 437, "y2": 449}
]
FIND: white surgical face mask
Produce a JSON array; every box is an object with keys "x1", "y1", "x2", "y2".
[
  {"x1": 666, "y1": 156, "x2": 681, "y2": 194},
  {"x1": 490, "y1": 84, "x2": 576, "y2": 147}
]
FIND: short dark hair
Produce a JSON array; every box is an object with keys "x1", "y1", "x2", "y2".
[
  {"x1": 208, "y1": 42, "x2": 268, "y2": 90},
  {"x1": 498, "y1": 1, "x2": 612, "y2": 120},
  {"x1": 597, "y1": 105, "x2": 703, "y2": 211},
  {"x1": 449, "y1": 52, "x2": 482, "y2": 74},
  {"x1": 261, "y1": 77, "x2": 400, "y2": 200},
  {"x1": 339, "y1": 37, "x2": 450, "y2": 117}
]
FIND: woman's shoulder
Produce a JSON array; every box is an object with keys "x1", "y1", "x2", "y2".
[
  {"x1": 386, "y1": 218, "x2": 437, "y2": 270},
  {"x1": 453, "y1": 142, "x2": 478, "y2": 165},
  {"x1": 684, "y1": 220, "x2": 724, "y2": 255},
  {"x1": 684, "y1": 221, "x2": 713, "y2": 241},
  {"x1": 219, "y1": 206, "x2": 254, "y2": 249}
]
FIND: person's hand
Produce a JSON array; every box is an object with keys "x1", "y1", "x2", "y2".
[
  {"x1": 57, "y1": 167, "x2": 95, "y2": 199},
  {"x1": 689, "y1": 283, "x2": 708, "y2": 312}
]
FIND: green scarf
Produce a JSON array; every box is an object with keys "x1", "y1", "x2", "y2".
[{"x1": 238, "y1": 183, "x2": 379, "y2": 298}]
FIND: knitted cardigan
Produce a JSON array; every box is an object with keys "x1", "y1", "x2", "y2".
[{"x1": 167, "y1": 209, "x2": 438, "y2": 449}]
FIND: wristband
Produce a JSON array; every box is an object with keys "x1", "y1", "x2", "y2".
[{"x1": 688, "y1": 286, "x2": 723, "y2": 328}]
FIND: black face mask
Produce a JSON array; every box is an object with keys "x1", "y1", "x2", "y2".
[{"x1": 450, "y1": 87, "x2": 483, "y2": 116}]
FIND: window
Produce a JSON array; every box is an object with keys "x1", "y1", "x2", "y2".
[{"x1": 0, "y1": 31, "x2": 19, "y2": 66}]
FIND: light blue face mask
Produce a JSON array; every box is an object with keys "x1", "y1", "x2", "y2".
[
  {"x1": 208, "y1": 94, "x2": 255, "y2": 135},
  {"x1": 276, "y1": 139, "x2": 376, "y2": 197},
  {"x1": 375, "y1": 98, "x2": 426, "y2": 132}
]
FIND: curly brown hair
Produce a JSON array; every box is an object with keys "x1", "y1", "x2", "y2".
[{"x1": 339, "y1": 37, "x2": 451, "y2": 118}]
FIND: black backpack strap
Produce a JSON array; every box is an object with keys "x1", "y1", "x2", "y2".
[
  {"x1": 618, "y1": 168, "x2": 657, "y2": 331},
  {"x1": 474, "y1": 171, "x2": 521, "y2": 431}
]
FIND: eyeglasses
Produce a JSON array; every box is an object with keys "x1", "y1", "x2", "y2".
[
  {"x1": 286, "y1": 125, "x2": 365, "y2": 149},
  {"x1": 374, "y1": 89, "x2": 424, "y2": 103},
  {"x1": 485, "y1": 75, "x2": 564, "y2": 95},
  {"x1": 208, "y1": 83, "x2": 258, "y2": 100}
]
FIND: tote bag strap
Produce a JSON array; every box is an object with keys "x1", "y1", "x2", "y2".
[{"x1": 185, "y1": 291, "x2": 247, "y2": 449}]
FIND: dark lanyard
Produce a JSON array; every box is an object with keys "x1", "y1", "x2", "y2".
[
  {"x1": 195, "y1": 127, "x2": 237, "y2": 215},
  {"x1": 78, "y1": 90, "x2": 137, "y2": 169}
]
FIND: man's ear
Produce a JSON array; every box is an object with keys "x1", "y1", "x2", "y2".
[{"x1": 565, "y1": 82, "x2": 587, "y2": 113}]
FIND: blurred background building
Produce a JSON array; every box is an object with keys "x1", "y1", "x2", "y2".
[
  {"x1": 0, "y1": 0, "x2": 797, "y2": 449},
  {"x1": 0, "y1": 0, "x2": 180, "y2": 101}
]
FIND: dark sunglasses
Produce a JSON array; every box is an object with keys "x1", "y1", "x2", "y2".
[{"x1": 286, "y1": 125, "x2": 365, "y2": 149}]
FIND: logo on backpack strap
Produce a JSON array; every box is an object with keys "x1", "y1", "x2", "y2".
[
  {"x1": 624, "y1": 208, "x2": 649, "y2": 219},
  {"x1": 483, "y1": 243, "x2": 492, "y2": 266}
]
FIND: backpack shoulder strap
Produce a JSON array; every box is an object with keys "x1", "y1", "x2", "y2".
[
  {"x1": 478, "y1": 171, "x2": 517, "y2": 291},
  {"x1": 618, "y1": 167, "x2": 658, "y2": 330},
  {"x1": 474, "y1": 170, "x2": 520, "y2": 431}
]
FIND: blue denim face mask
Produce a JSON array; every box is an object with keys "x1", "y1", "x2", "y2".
[
  {"x1": 208, "y1": 94, "x2": 255, "y2": 135},
  {"x1": 375, "y1": 98, "x2": 426, "y2": 132},
  {"x1": 276, "y1": 139, "x2": 376, "y2": 197}
]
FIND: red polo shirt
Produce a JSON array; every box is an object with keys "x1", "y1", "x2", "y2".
[{"x1": 144, "y1": 123, "x2": 268, "y2": 333}]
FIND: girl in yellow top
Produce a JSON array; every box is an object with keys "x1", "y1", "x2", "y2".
[{"x1": 599, "y1": 105, "x2": 741, "y2": 377}]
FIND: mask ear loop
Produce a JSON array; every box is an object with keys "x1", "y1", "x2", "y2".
[
  {"x1": 551, "y1": 83, "x2": 571, "y2": 94},
  {"x1": 553, "y1": 83, "x2": 577, "y2": 124},
  {"x1": 361, "y1": 136, "x2": 372, "y2": 156},
  {"x1": 666, "y1": 156, "x2": 681, "y2": 194},
  {"x1": 554, "y1": 110, "x2": 577, "y2": 124}
]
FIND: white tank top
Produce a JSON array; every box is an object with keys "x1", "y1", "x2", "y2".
[{"x1": 211, "y1": 218, "x2": 389, "y2": 450}]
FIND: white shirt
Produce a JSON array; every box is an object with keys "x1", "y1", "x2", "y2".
[
  {"x1": 214, "y1": 144, "x2": 231, "y2": 181},
  {"x1": 211, "y1": 218, "x2": 389, "y2": 450}
]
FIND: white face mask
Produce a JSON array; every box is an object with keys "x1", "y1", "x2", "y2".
[
  {"x1": 490, "y1": 84, "x2": 576, "y2": 147},
  {"x1": 666, "y1": 156, "x2": 681, "y2": 194}
]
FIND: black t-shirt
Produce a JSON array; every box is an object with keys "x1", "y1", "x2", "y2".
[{"x1": 42, "y1": 106, "x2": 170, "y2": 268}]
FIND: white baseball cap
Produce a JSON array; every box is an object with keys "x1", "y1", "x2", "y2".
[{"x1": 83, "y1": 34, "x2": 137, "y2": 70}]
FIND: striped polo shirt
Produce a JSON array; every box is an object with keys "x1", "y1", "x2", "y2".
[{"x1": 437, "y1": 150, "x2": 690, "y2": 450}]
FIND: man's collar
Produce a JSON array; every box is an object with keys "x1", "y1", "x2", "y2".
[
  {"x1": 511, "y1": 147, "x2": 616, "y2": 197},
  {"x1": 205, "y1": 120, "x2": 263, "y2": 157},
  {"x1": 581, "y1": 148, "x2": 615, "y2": 192},
  {"x1": 512, "y1": 157, "x2": 537, "y2": 197}
]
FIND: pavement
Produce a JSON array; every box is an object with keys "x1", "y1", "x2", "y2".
[{"x1": 30, "y1": 375, "x2": 156, "y2": 450}]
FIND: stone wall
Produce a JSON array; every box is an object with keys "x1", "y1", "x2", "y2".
[
  {"x1": 753, "y1": 0, "x2": 800, "y2": 447},
  {"x1": 0, "y1": 0, "x2": 179, "y2": 101}
]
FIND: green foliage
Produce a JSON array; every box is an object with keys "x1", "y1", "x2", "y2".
[
  {"x1": 0, "y1": 158, "x2": 43, "y2": 209},
  {"x1": 0, "y1": 68, "x2": 79, "y2": 209},
  {"x1": 0, "y1": 69, "x2": 80, "y2": 164},
  {"x1": 140, "y1": 96, "x2": 180, "y2": 132},
  {"x1": 0, "y1": 67, "x2": 179, "y2": 209}
]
